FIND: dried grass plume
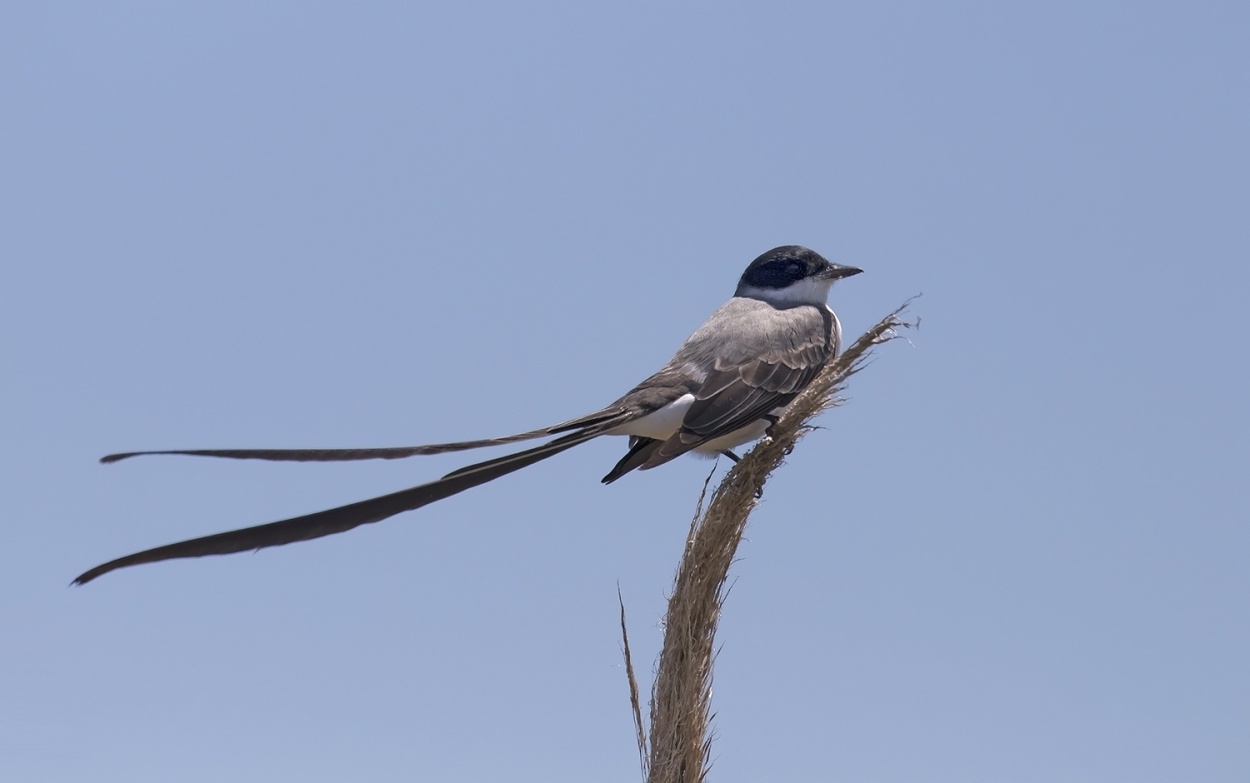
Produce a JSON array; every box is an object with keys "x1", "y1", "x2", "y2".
[{"x1": 622, "y1": 300, "x2": 916, "y2": 783}]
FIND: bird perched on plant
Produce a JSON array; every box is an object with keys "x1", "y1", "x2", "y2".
[{"x1": 75, "y1": 245, "x2": 861, "y2": 584}]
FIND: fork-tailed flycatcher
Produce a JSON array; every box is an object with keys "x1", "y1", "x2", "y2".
[{"x1": 74, "y1": 245, "x2": 861, "y2": 584}]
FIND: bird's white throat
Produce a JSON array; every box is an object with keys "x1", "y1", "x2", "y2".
[{"x1": 737, "y1": 276, "x2": 835, "y2": 306}]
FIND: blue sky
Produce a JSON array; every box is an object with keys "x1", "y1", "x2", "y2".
[{"x1": 3, "y1": 2, "x2": 1248, "y2": 781}]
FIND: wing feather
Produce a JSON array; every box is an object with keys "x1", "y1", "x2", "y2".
[{"x1": 641, "y1": 304, "x2": 837, "y2": 467}]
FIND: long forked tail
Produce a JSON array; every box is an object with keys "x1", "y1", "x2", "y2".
[
  {"x1": 98, "y1": 408, "x2": 628, "y2": 464},
  {"x1": 75, "y1": 418, "x2": 628, "y2": 585}
]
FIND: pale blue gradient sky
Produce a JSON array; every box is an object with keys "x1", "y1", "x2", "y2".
[{"x1": 3, "y1": 2, "x2": 1248, "y2": 781}]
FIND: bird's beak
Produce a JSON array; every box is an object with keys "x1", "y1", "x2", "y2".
[{"x1": 823, "y1": 264, "x2": 863, "y2": 280}]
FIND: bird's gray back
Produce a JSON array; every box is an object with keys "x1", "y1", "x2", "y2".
[{"x1": 612, "y1": 297, "x2": 839, "y2": 414}]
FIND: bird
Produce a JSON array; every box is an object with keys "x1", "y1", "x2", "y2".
[{"x1": 74, "y1": 246, "x2": 862, "y2": 584}]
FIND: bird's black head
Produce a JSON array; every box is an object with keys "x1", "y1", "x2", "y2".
[{"x1": 735, "y1": 246, "x2": 862, "y2": 297}]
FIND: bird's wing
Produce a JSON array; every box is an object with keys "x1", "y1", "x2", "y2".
[
  {"x1": 641, "y1": 305, "x2": 837, "y2": 469},
  {"x1": 75, "y1": 415, "x2": 632, "y2": 585},
  {"x1": 98, "y1": 408, "x2": 627, "y2": 464}
]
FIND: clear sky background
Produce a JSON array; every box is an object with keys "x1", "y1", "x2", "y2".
[{"x1": 3, "y1": 2, "x2": 1247, "y2": 781}]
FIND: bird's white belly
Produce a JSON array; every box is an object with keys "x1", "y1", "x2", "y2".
[
  {"x1": 610, "y1": 395, "x2": 784, "y2": 454},
  {"x1": 696, "y1": 418, "x2": 773, "y2": 453},
  {"x1": 611, "y1": 394, "x2": 696, "y2": 440}
]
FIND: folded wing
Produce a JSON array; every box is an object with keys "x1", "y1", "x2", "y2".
[{"x1": 642, "y1": 304, "x2": 837, "y2": 469}]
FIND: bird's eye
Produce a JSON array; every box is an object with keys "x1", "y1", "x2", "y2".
[{"x1": 786, "y1": 264, "x2": 800, "y2": 276}]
